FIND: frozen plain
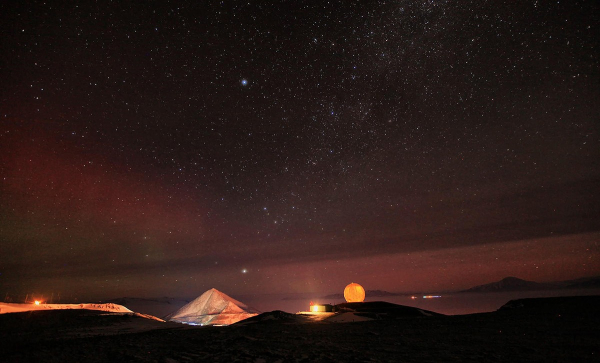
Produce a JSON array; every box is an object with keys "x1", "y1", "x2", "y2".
[{"x1": 1, "y1": 295, "x2": 598, "y2": 362}]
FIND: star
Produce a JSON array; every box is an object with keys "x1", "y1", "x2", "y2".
[{"x1": 1, "y1": 0, "x2": 596, "y2": 305}]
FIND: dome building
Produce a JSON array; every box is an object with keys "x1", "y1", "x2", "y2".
[{"x1": 344, "y1": 282, "x2": 366, "y2": 303}]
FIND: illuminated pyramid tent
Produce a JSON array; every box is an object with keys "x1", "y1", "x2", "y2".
[{"x1": 168, "y1": 288, "x2": 259, "y2": 326}]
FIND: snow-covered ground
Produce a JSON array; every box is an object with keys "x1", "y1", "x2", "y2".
[
  {"x1": 296, "y1": 311, "x2": 336, "y2": 322},
  {"x1": 104, "y1": 297, "x2": 189, "y2": 319},
  {"x1": 325, "y1": 312, "x2": 374, "y2": 323},
  {"x1": 1, "y1": 296, "x2": 598, "y2": 362},
  {"x1": 0, "y1": 302, "x2": 132, "y2": 314}
]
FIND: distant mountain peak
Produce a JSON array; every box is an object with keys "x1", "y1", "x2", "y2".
[{"x1": 461, "y1": 276, "x2": 554, "y2": 293}]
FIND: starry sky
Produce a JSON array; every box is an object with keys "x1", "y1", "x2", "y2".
[{"x1": 1, "y1": 0, "x2": 599, "y2": 301}]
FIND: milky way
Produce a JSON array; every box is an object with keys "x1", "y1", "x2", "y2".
[{"x1": 1, "y1": 1, "x2": 598, "y2": 300}]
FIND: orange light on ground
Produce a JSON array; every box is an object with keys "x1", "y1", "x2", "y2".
[{"x1": 34, "y1": 300, "x2": 41, "y2": 305}]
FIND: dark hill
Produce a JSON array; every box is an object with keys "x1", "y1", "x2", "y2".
[
  {"x1": 498, "y1": 295, "x2": 600, "y2": 315},
  {"x1": 460, "y1": 276, "x2": 555, "y2": 293},
  {"x1": 233, "y1": 310, "x2": 313, "y2": 326}
]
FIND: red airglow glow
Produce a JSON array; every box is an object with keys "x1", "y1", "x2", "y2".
[{"x1": 2, "y1": 132, "x2": 208, "y2": 242}]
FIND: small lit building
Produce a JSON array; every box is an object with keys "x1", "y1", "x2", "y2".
[{"x1": 310, "y1": 304, "x2": 333, "y2": 312}]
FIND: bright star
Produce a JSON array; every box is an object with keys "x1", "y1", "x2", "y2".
[
  {"x1": 241, "y1": 268, "x2": 247, "y2": 274},
  {"x1": 241, "y1": 79, "x2": 248, "y2": 86}
]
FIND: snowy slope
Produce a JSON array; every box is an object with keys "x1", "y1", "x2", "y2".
[
  {"x1": 0, "y1": 302, "x2": 132, "y2": 314},
  {"x1": 105, "y1": 297, "x2": 189, "y2": 318}
]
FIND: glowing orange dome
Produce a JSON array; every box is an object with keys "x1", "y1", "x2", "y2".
[{"x1": 344, "y1": 282, "x2": 365, "y2": 303}]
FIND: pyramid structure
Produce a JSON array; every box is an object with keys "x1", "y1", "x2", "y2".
[{"x1": 168, "y1": 288, "x2": 259, "y2": 326}]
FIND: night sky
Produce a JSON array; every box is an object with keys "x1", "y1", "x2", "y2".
[{"x1": 1, "y1": 1, "x2": 599, "y2": 301}]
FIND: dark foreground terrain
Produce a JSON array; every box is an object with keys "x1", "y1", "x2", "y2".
[{"x1": 1, "y1": 296, "x2": 598, "y2": 362}]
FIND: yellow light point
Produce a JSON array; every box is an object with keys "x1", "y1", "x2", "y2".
[
  {"x1": 34, "y1": 300, "x2": 40, "y2": 305},
  {"x1": 311, "y1": 306, "x2": 319, "y2": 312}
]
